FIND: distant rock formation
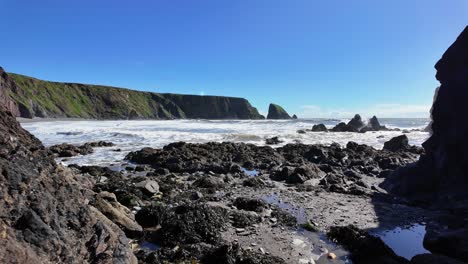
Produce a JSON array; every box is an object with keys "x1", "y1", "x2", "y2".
[
  {"x1": 0, "y1": 69, "x2": 136, "y2": 263},
  {"x1": 292, "y1": 114, "x2": 298, "y2": 119},
  {"x1": 331, "y1": 122, "x2": 359, "y2": 132},
  {"x1": 347, "y1": 114, "x2": 365, "y2": 130},
  {"x1": 2, "y1": 70, "x2": 264, "y2": 120},
  {"x1": 266, "y1": 103, "x2": 291, "y2": 119}
]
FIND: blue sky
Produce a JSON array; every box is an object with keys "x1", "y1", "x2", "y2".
[{"x1": 1, "y1": 0, "x2": 467, "y2": 118}]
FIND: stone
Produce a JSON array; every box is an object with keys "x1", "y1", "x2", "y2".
[
  {"x1": 135, "y1": 180, "x2": 159, "y2": 194},
  {"x1": 93, "y1": 191, "x2": 143, "y2": 237},
  {"x1": 383, "y1": 135, "x2": 409, "y2": 152}
]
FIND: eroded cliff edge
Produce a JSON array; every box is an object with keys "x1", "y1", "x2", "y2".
[
  {"x1": 3, "y1": 70, "x2": 264, "y2": 120},
  {"x1": 0, "y1": 70, "x2": 136, "y2": 263}
]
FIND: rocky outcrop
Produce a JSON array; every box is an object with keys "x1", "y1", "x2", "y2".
[
  {"x1": 347, "y1": 114, "x2": 365, "y2": 130},
  {"x1": 3, "y1": 71, "x2": 264, "y2": 120},
  {"x1": 383, "y1": 27, "x2": 468, "y2": 205},
  {"x1": 266, "y1": 103, "x2": 291, "y2": 119},
  {"x1": 0, "y1": 71, "x2": 135, "y2": 263},
  {"x1": 382, "y1": 27, "x2": 468, "y2": 263}
]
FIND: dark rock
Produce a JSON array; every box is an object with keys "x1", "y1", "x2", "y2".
[
  {"x1": 202, "y1": 243, "x2": 286, "y2": 264},
  {"x1": 327, "y1": 225, "x2": 409, "y2": 264},
  {"x1": 233, "y1": 197, "x2": 268, "y2": 212},
  {"x1": 193, "y1": 175, "x2": 225, "y2": 189},
  {"x1": 157, "y1": 203, "x2": 230, "y2": 246},
  {"x1": 347, "y1": 114, "x2": 365, "y2": 130},
  {"x1": 311, "y1": 124, "x2": 328, "y2": 132},
  {"x1": 423, "y1": 226, "x2": 468, "y2": 262},
  {"x1": 411, "y1": 254, "x2": 466, "y2": 264},
  {"x1": 265, "y1": 136, "x2": 283, "y2": 145},
  {"x1": 267, "y1": 103, "x2": 291, "y2": 119},
  {"x1": 296, "y1": 129, "x2": 306, "y2": 134},
  {"x1": 383, "y1": 135, "x2": 409, "y2": 152},
  {"x1": 0, "y1": 70, "x2": 136, "y2": 263},
  {"x1": 292, "y1": 114, "x2": 298, "y2": 119},
  {"x1": 230, "y1": 210, "x2": 261, "y2": 228},
  {"x1": 331, "y1": 122, "x2": 359, "y2": 132},
  {"x1": 49, "y1": 143, "x2": 94, "y2": 157}
]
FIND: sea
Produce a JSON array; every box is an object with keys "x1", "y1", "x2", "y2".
[{"x1": 20, "y1": 118, "x2": 430, "y2": 166}]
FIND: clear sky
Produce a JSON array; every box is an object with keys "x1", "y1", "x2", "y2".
[{"x1": 1, "y1": 1, "x2": 467, "y2": 118}]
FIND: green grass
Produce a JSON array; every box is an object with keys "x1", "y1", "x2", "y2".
[{"x1": 7, "y1": 73, "x2": 263, "y2": 120}]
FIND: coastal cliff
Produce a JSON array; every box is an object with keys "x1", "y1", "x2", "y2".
[
  {"x1": 0, "y1": 70, "x2": 136, "y2": 263},
  {"x1": 4, "y1": 71, "x2": 264, "y2": 120}
]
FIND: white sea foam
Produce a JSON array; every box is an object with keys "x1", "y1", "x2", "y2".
[{"x1": 20, "y1": 118, "x2": 430, "y2": 166}]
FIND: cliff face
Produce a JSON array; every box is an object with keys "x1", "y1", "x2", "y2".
[
  {"x1": 0, "y1": 68, "x2": 20, "y2": 116},
  {"x1": 384, "y1": 27, "x2": 468, "y2": 207},
  {"x1": 5, "y1": 72, "x2": 264, "y2": 120},
  {"x1": 267, "y1": 103, "x2": 291, "y2": 119},
  {"x1": 0, "y1": 71, "x2": 135, "y2": 263}
]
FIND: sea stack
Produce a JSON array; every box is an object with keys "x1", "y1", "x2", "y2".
[
  {"x1": 347, "y1": 114, "x2": 365, "y2": 130},
  {"x1": 267, "y1": 103, "x2": 291, "y2": 119}
]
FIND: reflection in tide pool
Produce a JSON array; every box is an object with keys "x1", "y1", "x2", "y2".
[{"x1": 374, "y1": 224, "x2": 429, "y2": 260}]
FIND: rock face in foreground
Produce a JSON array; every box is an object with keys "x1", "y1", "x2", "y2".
[
  {"x1": 383, "y1": 27, "x2": 468, "y2": 263},
  {"x1": 384, "y1": 27, "x2": 468, "y2": 205},
  {"x1": 267, "y1": 103, "x2": 291, "y2": 119},
  {"x1": 0, "y1": 71, "x2": 135, "y2": 263},
  {"x1": 4, "y1": 71, "x2": 264, "y2": 120}
]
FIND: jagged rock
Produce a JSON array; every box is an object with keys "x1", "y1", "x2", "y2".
[
  {"x1": 267, "y1": 103, "x2": 291, "y2": 119},
  {"x1": 381, "y1": 27, "x2": 468, "y2": 263},
  {"x1": 292, "y1": 114, "x2": 298, "y2": 119},
  {"x1": 49, "y1": 143, "x2": 94, "y2": 157},
  {"x1": 383, "y1": 135, "x2": 409, "y2": 152},
  {"x1": 347, "y1": 114, "x2": 365, "y2": 130},
  {"x1": 331, "y1": 122, "x2": 359, "y2": 132},
  {"x1": 311, "y1": 124, "x2": 328, "y2": 132},
  {"x1": 0, "y1": 70, "x2": 136, "y2": 264}
]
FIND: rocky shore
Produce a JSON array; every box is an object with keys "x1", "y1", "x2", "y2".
[{"x1": 1, "y1": 23, "x2": 467, "y2": 264}]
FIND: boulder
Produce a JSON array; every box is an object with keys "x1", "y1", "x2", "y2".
[
  {"x1": 92, "y1": 191, "x2": 143, "y2": 237},
  {"x1": 327, "y1": 225, "x2": 408, "y2": 264},
  {"x1": 135, "y1": 180, "x2": 159, "y2": 194},
  {"x1": 292, "y1": 114, "x2": 298, "y2": 119},
  {"x1": 383, "y1": 135, "x2": 409, "y2": 152},
  {"x1": 267, "y1": 103, "x2": 291, "y2": 119},
  {"x1": 311, "y1": 124, "x2": 328, "y2": 132}
]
